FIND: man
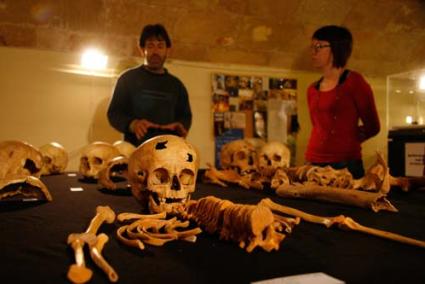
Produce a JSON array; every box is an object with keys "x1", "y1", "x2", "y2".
[{"x1": 107, "y1": 24, "x2": 192, "y2": 146}]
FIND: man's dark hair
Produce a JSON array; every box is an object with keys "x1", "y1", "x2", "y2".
[
  {"x1": 139, "y1": 24, "x2": 171, "y2": 48},
  {"x1": 312, "y1": 25, "x2": 352, "y2": 68}
]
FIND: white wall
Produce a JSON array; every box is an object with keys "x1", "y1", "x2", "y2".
[{"x1": 0, "y1": 47, "x2": 388, "y2": 171}]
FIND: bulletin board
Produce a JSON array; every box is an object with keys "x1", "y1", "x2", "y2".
[{"x1": 212, "y1": 73, "x2": 298, "y2": 168}]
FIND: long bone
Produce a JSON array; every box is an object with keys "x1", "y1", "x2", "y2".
[
  {"x1": 66, "y1": 233, "x2": 96, "y2": 284},
  {"x1": 260, "y1": 198, "x2": 425, "y2": 248},
  {"x1": 87, "y1": 233, "x2": 119, "y2": 282},
  {"x1": 66, "y1": 206, "x2": 117, "y2": 283},
  {"x1": 275, "y1": 184, "x2": 398, "y2": 212},
  {"x1": 85, "y1": 206, "x2": 116, "y2": 234}
]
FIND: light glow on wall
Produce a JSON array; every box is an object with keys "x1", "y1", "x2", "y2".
[
  {"x1": 80, "y1": 48, "x2": 108, "y2": 70},
  {"x1": 405, "y1": 115, "x2": 413, "y2": 124},
  {"x1": 419, "y1": 75, "x2": 425, "y2": 91}
]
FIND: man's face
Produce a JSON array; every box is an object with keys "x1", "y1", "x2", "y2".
[{"x1": 141, "y1": 37, "x2": 169, "y2": 72}]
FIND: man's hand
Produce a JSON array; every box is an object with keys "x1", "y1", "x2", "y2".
[
  {"x1": 130, "y1": 119, "x2": 160, "y2": 140},
  {"x1": 160, "y1": 122, "x2": 188, "y2": 137}
]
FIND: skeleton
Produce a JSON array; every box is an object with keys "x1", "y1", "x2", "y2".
[
  {"x1": 79, "y1": 142, "x2": 121, "y2": 180},
  {"x1": 115, "y1": 195, "x2": 425, "y2": 254},
  {"x1": 0, "y1": 140, "x2": 52, "y2": 202},
  {"x1": 67, "y1": 205, "x2": 118, "y2": 283},
  {"x1": 205, "y1": 138, "x2": 405, "y2": 212},
  {"x1": 128, "y1": 135, "x2": 199, "y2": 215},
  {"x1": 117, "y1": 196, "x2": 299, "y2": 253},
  {"x1": 39, "y1": 142, "x2": 69, "y2": 175}
]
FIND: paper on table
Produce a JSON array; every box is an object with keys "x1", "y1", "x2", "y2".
[
  {"x1": 251, "y1": 272, "x2": 344, "y2": 284},
  {"x1": 70, "y1": 187, "x2": 84, "y2": 192}
]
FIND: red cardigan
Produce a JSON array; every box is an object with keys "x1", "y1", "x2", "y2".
[{"x1": 305, "y1": 70, "x2": 380, "y2": 163}]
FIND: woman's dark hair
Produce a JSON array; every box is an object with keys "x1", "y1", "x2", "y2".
[
  {"x1": 312, "y1": 25, "x2": 352, "y2": 68},
  {"x1": 139, "y1": 24, "x2": 171, "y2": 48}
]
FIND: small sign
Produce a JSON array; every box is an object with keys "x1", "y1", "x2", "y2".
[
  {"x1": 70, "y1": 187, "x2": 84, "y2": 192},
  {"x1": 405, "y1": 142, "x2": 425, "y2": 177},
  {"x1": 22, "y1": 198, "x2": 38, "y2": 202}
]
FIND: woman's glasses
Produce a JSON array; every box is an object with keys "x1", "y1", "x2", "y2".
[{"x1": 310, "y1": 43, "x2": 330, "y2": 53}]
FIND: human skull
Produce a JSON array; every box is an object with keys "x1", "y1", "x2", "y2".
[
  {"x1": 39, "y1": 142, "x2": 69, "y2": 175},
  {"x1": 0, "y1": 175, "x2": 52, "y2": 202},
  {"x1": 98, "y1": 156, "x2": 129, "y2": 190},
  {"x1": 257, "y1": 141, "x2": 291, "y2": 178},
  {"x1": 79, "y1": 141, "x2": 121, "y2": 179},
  {"x1": 128, "y1": 135, "x2": 199, "y2": 214},
  {"x1": 113, "y1": 140, "x2": 136, "y2": 158},
  {"x1": 0, "y1": 140, "x2": 43, "y2": 179},
  {"x1": 220, "y1": 139, "x2": 257, "y2": 175}
]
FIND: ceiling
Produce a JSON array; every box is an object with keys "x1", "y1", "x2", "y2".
[{"x1": 1, "y1": 0, "x2": 425, "y2": 77}]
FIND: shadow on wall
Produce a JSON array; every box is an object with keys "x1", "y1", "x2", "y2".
[{"x1": 87, "y1": 97, "x2": 121, "y2": 143}]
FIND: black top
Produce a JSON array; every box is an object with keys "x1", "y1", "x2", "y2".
[{"x1": 107, "y1": 65, "x2": 192, "y2": 146}]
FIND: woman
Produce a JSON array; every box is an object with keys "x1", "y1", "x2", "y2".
[{"x1": 305, "y1": 25, "x2": 380, "y2": 179}]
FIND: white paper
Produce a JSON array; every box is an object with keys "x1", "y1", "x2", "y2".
[
  {"x1": 252, "y1": 272, "x2": 344, "y2": 284},
  {"x1": 70, "y1": 187, "x2": 84, "y2": 192}
]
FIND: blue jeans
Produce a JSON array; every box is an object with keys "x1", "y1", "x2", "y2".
[{"x1": 309, "y1": 160, "x2": 365, "y2": 179}]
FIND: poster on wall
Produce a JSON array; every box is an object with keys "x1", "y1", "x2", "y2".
[{"x1": 212, "y1": 73, "x2": 298, "y2": 168}]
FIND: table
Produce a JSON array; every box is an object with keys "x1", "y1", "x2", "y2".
[{"x1": 1, "y1": 172, "x2": 424, "y2": 284}]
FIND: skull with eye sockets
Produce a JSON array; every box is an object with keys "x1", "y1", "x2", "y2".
[
  {"x1": 128, "y1": 135, "x2": 199, "y2": 215},
  {"x1": 79, "y1": 142, "x2": 120, "y2": 180}
]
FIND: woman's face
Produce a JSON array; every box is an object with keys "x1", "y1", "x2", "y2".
[{"x1": 310, "y1": 39, "x2": 333, "y2": 69}]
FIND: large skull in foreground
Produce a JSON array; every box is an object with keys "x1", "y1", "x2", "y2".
[
  {"x1": 79, "y1": 142, "x2": 120, "y2": 179},
  {"x1": 0, "y1": 140, "x2": 43, "y2": 178},
  {"x1": 220, "y1": 139, "x2": 257, "y2": 175},
  {"x1": 258, "y1": 141, "x2": 291, "y2": 178},
  {"x1": 40, "y1": 142, "x2": 69, "y2": 175},
  {"x1": 128, "y1": 135, "x2": 199, "y2": 214}
]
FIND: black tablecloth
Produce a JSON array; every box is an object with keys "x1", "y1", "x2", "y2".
[{"x1": 0, "y1": 172, "x2": 424, "y2": 284}]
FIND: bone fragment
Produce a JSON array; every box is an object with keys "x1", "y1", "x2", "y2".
[
  {"x1": 275, "y1": 184, "x2": 398, "y2": 212},
  {"x1": 66, "y1": 233, "x2": 96, "y2": 284},
  {"x1": 117, "y1": 211, "x2": 166, "y2": 222},
  {"x1": 260, "y1": 198, "x2": 425, "y2": 249},
  {"x1": 339, "y1": 217, "x2": 425, "y2": 248},
  {"x1": 98, "y1": 156, "x2": 129, "y2": 190},
  {"x1": 85, "y1": 206, "x2": 116, "y2": 234},
  {"x1": 116, "y1": 225, "x2": 145, "y2": 250},
  {"x1": 259, "y1": 198, "x2": 345, "y2": 228},
  {"x1": 87, "y1": 233, "x2": 119, "y2": 282}
]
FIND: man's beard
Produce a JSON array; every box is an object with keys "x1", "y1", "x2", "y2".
[{"x1": 146, "y1": 54, "x2": 166, "y2": 71}]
